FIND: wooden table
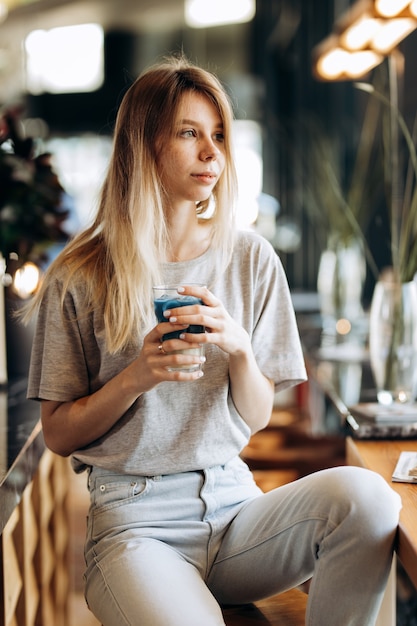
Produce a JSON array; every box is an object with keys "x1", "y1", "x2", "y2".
[
  {"x1": 346, "y1": 437, "x2": 417, "y2": 590},
  {"x1": 346, "y1": 438, "x2": 417, "y2": 626}
]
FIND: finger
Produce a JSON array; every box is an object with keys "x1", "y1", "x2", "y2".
[{"x1": 179, "y1": 285, "x2": 219, "y2": 306}]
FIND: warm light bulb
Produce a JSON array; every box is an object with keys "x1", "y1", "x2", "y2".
[
  {"x1": 342, "y1": 16, "x2": 382, "y2": 50},
  {"x1": 12, "y1": 262, "x2": 40, "y2": 299},
  {"x1": 315, "y1": 48, "x2": 382, "y2": 80},
  {"x1": 316, "y1": 48, "x2": 350, "y2": 79},
  {"x1": 375, "y1": 0, "x2": 412, "y2": 17},
  {"x1": 371, "y1": 18, "x2": 417, "y2": 52},
  {"x1": 346, "y1": 50, "x2": 384, "y2": 77}
]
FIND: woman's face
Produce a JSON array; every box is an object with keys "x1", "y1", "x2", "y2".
[{"x1": 157, "y1": 91, "x2": 226, "y2": 208}]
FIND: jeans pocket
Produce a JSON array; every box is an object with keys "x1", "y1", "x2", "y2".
[
  {"x1": 89, "y1": 474, "x2": 150, "y2": 542},
  {"x1": 90, "y1": 474, "x2": 149, "y2": 512}
]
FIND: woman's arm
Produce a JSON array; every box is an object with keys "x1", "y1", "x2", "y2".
[
  {"x1": 41, "y1": 358, "x2": 145, "y2": 457},
  {"x1": 228, "y1": 340, "x2": 275, "y2": 433},
  {"x1": 166, "y1": 285, "x2": 275, "y2": 433},
  {"x1": 41, "y1": 322, "x2": 206, "y2": 456}
]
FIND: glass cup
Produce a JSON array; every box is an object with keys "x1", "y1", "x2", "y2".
[{"x1": 153, "y1": 284, "x2": 205, "y2": 372}]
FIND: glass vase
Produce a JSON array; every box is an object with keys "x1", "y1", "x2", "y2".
[
  {"x1": 317, "y1": 235, "x2": 366, "y2": 332},
  {"x1": 369, "y1": 278, "x2": 417, "y2": 405}
]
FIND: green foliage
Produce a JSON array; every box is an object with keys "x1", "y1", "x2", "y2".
[{"x1": 0, "y1": 107, "x2": 69, "y2": 263}]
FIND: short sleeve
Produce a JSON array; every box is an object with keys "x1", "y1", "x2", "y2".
[
  {"x1": 246, "y1": 236, "x2": 307, "y2": 390},
  {"x1": 27, "y1": 277, "x2": 91, "y2": 401}
]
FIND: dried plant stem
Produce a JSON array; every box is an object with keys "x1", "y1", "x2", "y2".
[
  {"x1": 388, "y1": 54, "x2": 401, "y2": 280},
  {"x1": 356, "y1": 56, "x2": 417, "y2": 283}
]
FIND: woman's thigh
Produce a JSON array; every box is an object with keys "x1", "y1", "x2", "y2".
[
  {"x1": 208, "y1": 465, "x2": 401, "y2": 608},
  {"x1": 85, "y1": 535, "x2": 225, "y2": 626},
  {"x1": 84, "y1": 460, "x2": 260, "y2": 578},
  {"x1": 82, "y1": 461, "x2": 260, "y2": 625}
]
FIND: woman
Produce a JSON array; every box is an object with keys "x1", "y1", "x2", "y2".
[{"x1": 26, "y1": 56, "x2": 401, "y2": 626}]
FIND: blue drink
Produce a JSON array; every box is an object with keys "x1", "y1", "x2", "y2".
[
  {"x1": 154, "y1": 294, "x2": 204, "y2": 341},
  {"x1": 153, "y1": 286, "x2": 205, "y2": 372}
]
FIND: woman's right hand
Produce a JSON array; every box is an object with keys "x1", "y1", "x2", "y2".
[{"x1": 132, "y1": 323, "x2": 206, "y2": 392}]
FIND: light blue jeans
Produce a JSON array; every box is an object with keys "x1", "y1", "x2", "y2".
[{"x1": 83, "y1": 457, "x2": 401, "y2": 626}]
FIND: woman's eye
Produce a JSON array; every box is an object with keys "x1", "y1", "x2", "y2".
[
  {"x1": 214, "y1": 132, "x2": 225, "y2": 142},
  {"x1": 181, "y1": 129, "x2": 195, "y2": 138}
]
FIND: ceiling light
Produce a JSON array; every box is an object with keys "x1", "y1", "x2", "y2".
[
  {"x1": 313, "y1": 0, "x2": 417, "y2": 81},
  {"x1": 185, "y1": 0, "x2": 255, "y2": 28}
]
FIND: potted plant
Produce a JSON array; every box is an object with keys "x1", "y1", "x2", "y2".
[
  {"x1": 356, "y1": 56, "x2": 417, "y2": 405},
  {"x1": 302, "y1": 93, "x2": 381, "y2": 330}
]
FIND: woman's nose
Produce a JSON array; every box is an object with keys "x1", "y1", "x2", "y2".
[{"x1": 200, "y1": 137, "x2": 220, "y2": 160}]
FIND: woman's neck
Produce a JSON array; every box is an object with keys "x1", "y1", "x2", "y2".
[{"x1": 166, "y1": 214, "x2": 212, "y2": 263}]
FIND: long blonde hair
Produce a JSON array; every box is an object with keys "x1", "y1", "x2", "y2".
[{"x1": 24, "y1": 56, "x2": 238, "y2": 352}]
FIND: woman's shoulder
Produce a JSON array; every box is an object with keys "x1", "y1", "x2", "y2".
[
  {"x1": 235, "y1": 229, "x2": 277, "y2": 258},
  {"x1": 40, "y1": 256, "x2": 89, "y2": 304}
]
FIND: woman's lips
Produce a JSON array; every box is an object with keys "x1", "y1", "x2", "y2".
[{"x1": 192, "y1": 172, "x2": 217, "y2": 184}]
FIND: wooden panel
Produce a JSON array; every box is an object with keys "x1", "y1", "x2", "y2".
[
  {"x1": 19, "y1": 483, "x2": 39, "y2": 626},
  {"x1": 36, "y1": 451, "x2": 70, "y2": 626},
  {"x1": 1, "y1": 451, "x2": 70, "y2": 626},
  {"x1": 2, "y1": 508, "x2": 22, "y2": 626}
]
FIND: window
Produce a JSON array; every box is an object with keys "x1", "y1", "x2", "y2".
[{"x1": 25, "y1": 23, "x2": 104, "y2": 94}]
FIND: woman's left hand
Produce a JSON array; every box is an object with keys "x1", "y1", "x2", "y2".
[
  {"x1": 163, "y1": 285, "x2": 251, "y2": 357},
  {"x1": 164, "y1": 284, "x2": 274, "y2": 432}
]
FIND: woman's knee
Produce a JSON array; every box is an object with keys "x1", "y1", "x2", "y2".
[{"x1": 320, "y1": 466, "x2": 401, "y2": 532}]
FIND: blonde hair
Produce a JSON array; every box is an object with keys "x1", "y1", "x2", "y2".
[{"x1": 24, "y1": 55, "x2": 238, "y2": 352}]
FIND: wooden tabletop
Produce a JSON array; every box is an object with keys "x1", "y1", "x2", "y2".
[{"x1": 346, "y1": 438, "x2": 417, "y2": 589}]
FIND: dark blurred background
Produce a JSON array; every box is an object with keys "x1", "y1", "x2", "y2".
[{"x1": 2, "y1": 0, "x2": 417, "y2": 300}]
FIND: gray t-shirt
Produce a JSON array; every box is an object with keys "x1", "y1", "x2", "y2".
[{"x1": 27, "y1": 230, "x2": 307, "y2": 475}]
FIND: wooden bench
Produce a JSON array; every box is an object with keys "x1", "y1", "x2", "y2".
[
  {"x1": 98, "y1": 589, "x2": 307, "y2": 626},
  {"x1": 222, "y1": 588, "x2": 308, "y2": 625}
]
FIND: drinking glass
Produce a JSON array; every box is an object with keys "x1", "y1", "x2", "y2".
[{"x1": 153, "y1": 285, "x2": 205, "y2": 372}]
